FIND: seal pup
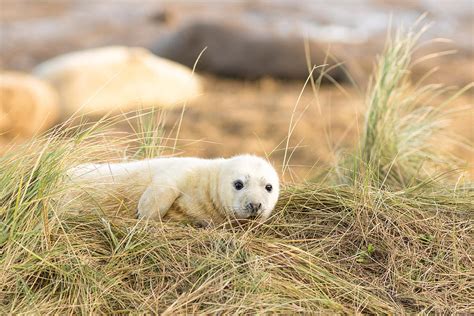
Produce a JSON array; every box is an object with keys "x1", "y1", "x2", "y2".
[
  {"x1": 0, "y1": 71, "x2": 59, "y2": 139},
  {"x1": 33, "y1": 46, "x2": 202, "y2": 118},
  {"x1": 67, "y1": 155, "x2": 280, "y2": 225}
]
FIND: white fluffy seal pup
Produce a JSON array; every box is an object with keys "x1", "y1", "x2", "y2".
[
  {"x1": 67, "y1": 155, "x2": 280, "y2": 225},
  {"x1": 33, "y1": 46, "x2": 202, "y2": 118},
  {"x1": 0, "y1": 71, "x2": 59, "y2": 140}
]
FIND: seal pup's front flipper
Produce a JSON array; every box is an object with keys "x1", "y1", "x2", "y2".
[{"x1": 137, "y1": 184, "x2": 179, "y2": 220}]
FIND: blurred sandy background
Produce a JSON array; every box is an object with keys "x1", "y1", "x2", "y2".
[{"x1": 1, "y1": 0, "x2": 473, "y2": 180}]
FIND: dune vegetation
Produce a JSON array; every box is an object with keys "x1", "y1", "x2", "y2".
[{"x1": 1, "y1": 26, "x2": 473, "y2": 314}]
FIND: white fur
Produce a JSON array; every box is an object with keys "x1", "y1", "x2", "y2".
[
  {"x1": 33, "y1": 46, "x2": 202, "y2": 116},
  {"x1": 67, "y1": 155, "x2": 280, "y2": 225}
]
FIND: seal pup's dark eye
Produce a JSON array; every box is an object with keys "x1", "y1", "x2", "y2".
[
  {"x1": 265, "y1": 184, "x2": 273, "y2": 192},
  {"x1": 234, "y1": 180, "x2": 244, "y2": 190}
]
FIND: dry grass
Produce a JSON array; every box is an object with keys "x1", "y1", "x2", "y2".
[{"x1": 1, "y1": 26, "x2": 473, "y2": 314}]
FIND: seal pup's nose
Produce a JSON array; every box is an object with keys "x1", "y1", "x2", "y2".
[{"x1": 247, "y1": 202, "x2": 262, "y2": 214}]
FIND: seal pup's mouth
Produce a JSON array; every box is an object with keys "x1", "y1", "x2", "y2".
[
  {"x1": 232, "y1": 209, "x2": 265, "y2": 221},
  {"x1": 231, "y1": 209, "x2": 262, "y2": 220}
]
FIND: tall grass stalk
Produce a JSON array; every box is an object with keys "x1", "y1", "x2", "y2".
[{"x1": 336, "y1": 25, "x2": 473, "y2": 188}]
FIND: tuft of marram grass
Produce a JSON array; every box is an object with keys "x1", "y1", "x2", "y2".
[
  {"x1": 334, "y1": 25, "x2": 473, "y2": 188},
  {"x1": 1, "y1": 27, "x2": 473, "y2": 314}
]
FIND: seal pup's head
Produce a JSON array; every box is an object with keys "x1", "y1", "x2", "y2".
[{"x1": 218, "y1": 155, "x2": 280, "y2": 221}]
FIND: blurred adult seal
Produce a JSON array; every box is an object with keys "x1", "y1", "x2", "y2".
[
  {"x1": 67, "y1": 155, "x2": 280, "y2": 225},
  {"x1": 152, "y1": 20, "x2": 348, "y2": 82}
]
